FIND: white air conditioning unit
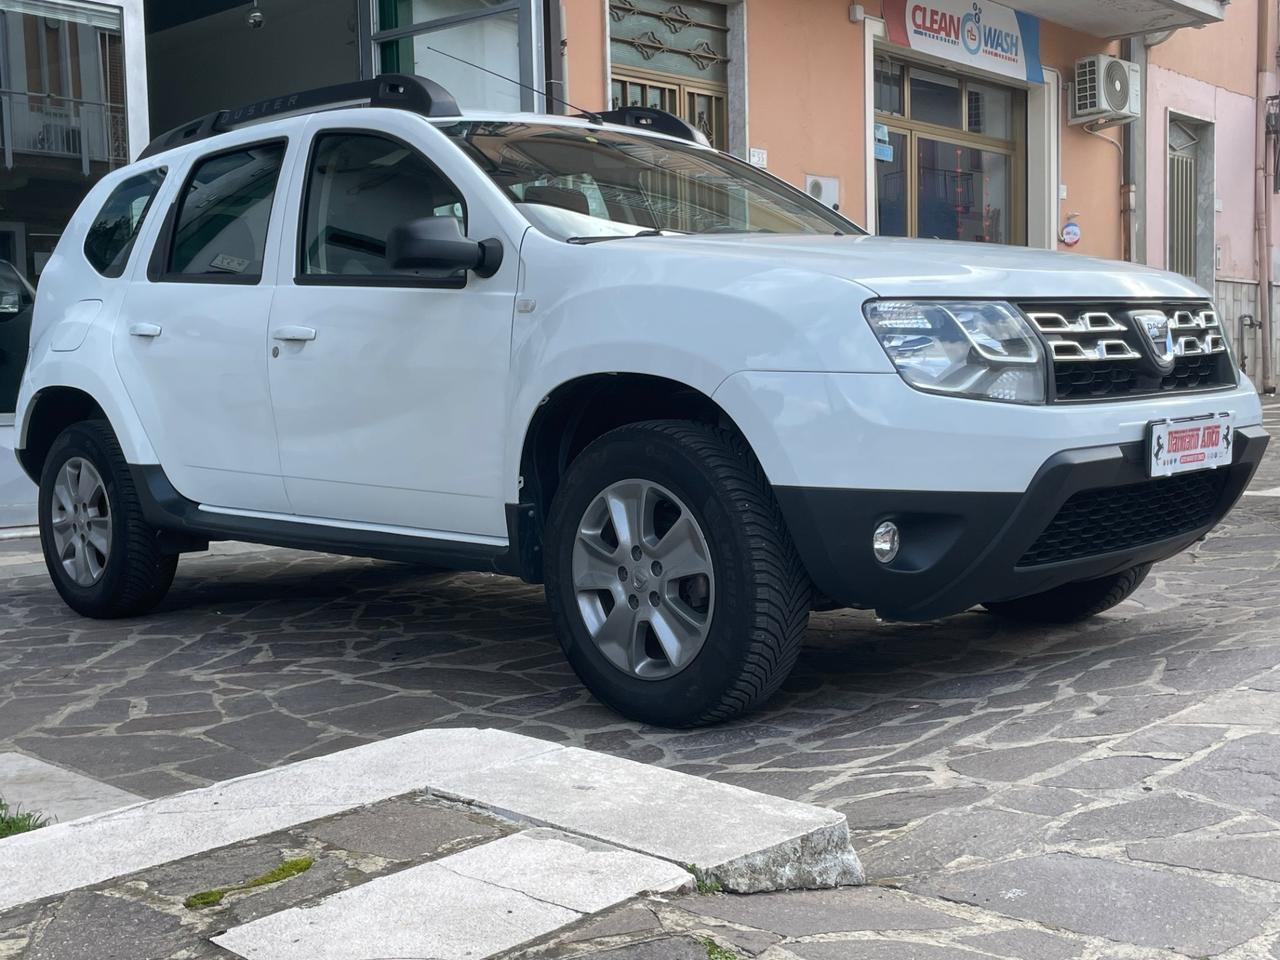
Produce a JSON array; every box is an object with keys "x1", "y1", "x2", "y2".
[{"x1": 1070, "y1": 55, "x2": 1142, "y2": 127}]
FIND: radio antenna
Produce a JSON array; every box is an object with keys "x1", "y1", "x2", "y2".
[{"x1": 420, "y1": 44, "x2": 605, "y2": 124}]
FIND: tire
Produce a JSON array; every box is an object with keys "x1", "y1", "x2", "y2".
[
  {"x1": 983, "y1": 563, "x2": 1153, "y2": 625},
  {"x1": 544, "y1": 420, "x2": 812, "y2": 727},
  {"x1": 38, "y1": 420, "x2": 178, "y2": 619}
]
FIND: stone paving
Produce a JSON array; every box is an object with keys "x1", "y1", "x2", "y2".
[{"x1": 2, "y1": 402, "x2": 1280, "y2": 957}]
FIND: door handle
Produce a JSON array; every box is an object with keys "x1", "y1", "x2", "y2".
[
  {"x1": 129, "y1": 322, "x2": 163, "y2": 338},
  {"x1": 272, "y1": 326, "x2": 316, "y2": 343}
]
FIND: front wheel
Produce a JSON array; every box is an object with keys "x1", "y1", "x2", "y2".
[
  {"x1": 39, "y1": 420, "x2": 177, "y2": 619},
  {"x1": 544, "y1": 421, "x2": 811, "y2": 727},
  {"x1": 983, "y1": 563, "x2": 1153, "y2": 625}
]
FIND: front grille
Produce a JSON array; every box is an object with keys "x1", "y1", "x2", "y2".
[
  {"x1": 1018, "y1": 471, "x2": 1228, "y2": 567},
  {"x1": 1019, "y1": 301, "x2": 1237, "y2": 402}
]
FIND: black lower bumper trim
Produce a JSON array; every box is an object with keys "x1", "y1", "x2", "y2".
[
  {"x1": 130, "y1": 465, "x2": 516, "y2": 574},
  {"x1": 775, "y1": 426, "x2": 1269, "y2": 622}
]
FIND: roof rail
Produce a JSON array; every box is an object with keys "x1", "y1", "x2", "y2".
[
  {"x1": 583, "y1": 107, "x2": 709, "y2": 146},
  {"x1": 138, "y1": 74, "x2": 461, "y2": 160}
]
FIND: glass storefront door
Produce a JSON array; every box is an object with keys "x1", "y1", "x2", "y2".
[{"x1": 874, "y1": 55, "x2": 1025, "y2": 245}]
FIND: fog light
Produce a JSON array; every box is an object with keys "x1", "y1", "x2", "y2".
[{"x1": 873, "y1": 521, "x2": 900, "y2": 564}]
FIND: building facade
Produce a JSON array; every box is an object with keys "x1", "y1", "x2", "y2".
[
  {"x1": 0, "y1": 0, "x2": 148, "y2": 525},
  {"x1": 0, "y1": 0, "x2": 1277, "y2": 527}
]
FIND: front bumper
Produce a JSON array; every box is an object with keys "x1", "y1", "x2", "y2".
[{"x1": 775, "y1": 425, "x2": 1269, "y2": 621}]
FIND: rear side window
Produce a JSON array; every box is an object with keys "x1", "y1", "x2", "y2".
[
  {"x1": 167, "y1": 142, "x2": 286, "y2": 282},
  {"x1": 83, "y1": 170, "x2": 167, "y2": 278},
  {"x1": 300, "y1": 132, "x2": 464, "y2": 280}
]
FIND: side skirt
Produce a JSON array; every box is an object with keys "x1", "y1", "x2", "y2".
[{"x1": 129, "y1": 465, "x2": 523, "y2": 575}]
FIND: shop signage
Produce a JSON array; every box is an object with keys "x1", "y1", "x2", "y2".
[{"x1": 884, "y1": 0, "x2": 1044, "y2": 84}]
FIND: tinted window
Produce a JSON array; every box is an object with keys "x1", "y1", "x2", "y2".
[
  {"x1": 301, "y1": 133, "x2": 464, "y2": 278},
  {"x1": 84, "y1": 170, "x2": 167, "y2": 278},
  {"x1": 168, "y1": 143, "x2": 286, "y2": 280}
]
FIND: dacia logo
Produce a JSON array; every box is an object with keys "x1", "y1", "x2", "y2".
[{"x1": 1135, "y1": 311, "x2": 1176, "y2": 371}]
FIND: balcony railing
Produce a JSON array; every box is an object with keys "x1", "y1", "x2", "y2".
[{"x1": 0, "y1": 89, "x2": 128, "y2": 175}]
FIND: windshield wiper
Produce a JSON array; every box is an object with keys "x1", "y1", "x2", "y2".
[{"x1": 566, "y1": 230, "x2": 667, "y2": 244}]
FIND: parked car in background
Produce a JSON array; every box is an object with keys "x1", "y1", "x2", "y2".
[
  {"x1": 12, "y1": 76, "x2": 1269, "y2": 728},
  {"x1": 0, "y1": 259, "x2": 35, "y2": 418}
]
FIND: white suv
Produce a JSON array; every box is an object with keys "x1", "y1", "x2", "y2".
[{"x1": 15, "y1": 76, "x2": 1268, "y2": 727}]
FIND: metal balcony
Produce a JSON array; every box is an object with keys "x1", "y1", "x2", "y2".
[
  {"x1": 0, "y1": 90, "x2": 128, "y2": 175},
  {"x1": 1011, "y1": 0, "x2": 1226, "y2": 39}
]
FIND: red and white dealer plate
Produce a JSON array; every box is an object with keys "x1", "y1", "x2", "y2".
[{"x1": 1148, "y1": 413, "x2": 1234, "y2": 478}]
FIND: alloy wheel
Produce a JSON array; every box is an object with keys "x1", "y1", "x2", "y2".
[
  {"x1": 572, "y1": 478, "x2": 715, "y2": 680},
  {"x1": 50, "y1": 457, "x2": 112, "y2": 587}
]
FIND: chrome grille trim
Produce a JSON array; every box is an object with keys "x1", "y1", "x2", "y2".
[
  {"x1": 1050, "y1": 339, "x2": 1141, "y2": 362},
  {"x1": 1017, "y1": 301, "x2": 1237, "y2": 401}
]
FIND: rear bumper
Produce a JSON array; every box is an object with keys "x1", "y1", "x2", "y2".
[{"x1": 775, "y1": 425, "x2": 1269, "y2": 621}]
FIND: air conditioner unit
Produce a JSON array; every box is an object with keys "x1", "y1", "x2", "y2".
[{"x1": 1071, "y1": 55, "x2": 1142, "y2": 127}]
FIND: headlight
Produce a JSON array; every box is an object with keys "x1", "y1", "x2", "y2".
[{"x1": 864, "y1": 300, "x2": 1046, "y2": 404}]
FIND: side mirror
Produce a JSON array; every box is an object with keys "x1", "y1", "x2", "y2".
[{"x1": 386, "y1": 216, "x2": 503, "y2": 279}]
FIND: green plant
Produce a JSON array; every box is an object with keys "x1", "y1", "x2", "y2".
[
  {"x1": 686, "y1": 864, "x2": 722, "y2": 894},
  {"x1": 0, "y1": 797, "x2": 50, "y2": 839},
  {"x1": 183, "y1": 856, "x2": 314, "y2": 909},
  {"x1": 700, "y1": 938, "x2": 739, "y2": 960}
]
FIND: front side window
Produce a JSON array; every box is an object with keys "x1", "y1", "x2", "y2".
[
  {"x1": 300, "y1": 133, "x2": 464, "y2": 279},
  {"x1": 167, "y1": 143, "x2": 287, "y2": 281},
  {"x1": 442, "y1": 121, "x2": 857, "y2": 241},
  {"x1": 84, "y1": 170, "x2": 167, "y2": 278}
]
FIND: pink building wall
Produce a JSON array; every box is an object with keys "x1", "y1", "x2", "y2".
[{"x1": 1143, "y1": 64, "x2": 1258, "y2": 280}]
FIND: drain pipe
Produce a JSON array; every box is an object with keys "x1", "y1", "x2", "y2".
[{"x1": 1255, "y1": 0, "x2": 1276, "y2": 393}]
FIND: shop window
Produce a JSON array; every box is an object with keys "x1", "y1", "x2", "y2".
[
  {"x1": 374, "y1": 1, "x2": 530, "y2": 112},
  {"x1": 874, "y1": 56, "x2": 1025, "y2": 245},
  {"x1": 300, "y1": 133, "x2": 465, "y2": 280},
  {"x1": 910, "y1": 69, "x2": 963, "y2": 130},
  {"x1": 166, "y1": 143, "x2": 286, "y2": 282},
  {"x1": 84, "y1": 170, "x2": 167, "y2": 278}
]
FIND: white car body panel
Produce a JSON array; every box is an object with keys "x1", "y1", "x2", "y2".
[
  {"x1": 13, "y1": 106, "x2": 1264, "y2": 547},
  {"x1": 262, "y1": 111, "x2": 527, "y2": 537},
  {"x1": 714, "y1": 371, "x2": 1263, "y2": 493}
]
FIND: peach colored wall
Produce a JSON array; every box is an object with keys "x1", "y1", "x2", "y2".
[
  {"x1": 743, "y1": 0, "x2": 868, "y2": 221},
  {"x1": 1149, "y1": 0, "x2": 1258, "y2": 99},
  {"x1": 562, "y1": 0, "x2": 608, "y2": 111},
  {"x1": 1144, "y1": 64, "x2": 1257, "y2": 279},
  {"x1": 1037, "y1": 25, "x2": 1124, "y2": 259}
]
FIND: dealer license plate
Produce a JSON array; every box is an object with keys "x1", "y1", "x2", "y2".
[{"x1": 1148, "y1": 413, "x2": 1234, "y2": 478}]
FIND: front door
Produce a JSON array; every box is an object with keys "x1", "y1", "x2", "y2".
[
  {"x1": 115, "y1": 139, "x2": 293, "y2": 513},
  {"x1": 265, "y1": 122, "x2": 516, "y2": 539}
]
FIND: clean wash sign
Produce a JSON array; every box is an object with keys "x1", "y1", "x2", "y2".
[{"x1": 884, "y1": 0, "x2": 1044, "y2": 84}]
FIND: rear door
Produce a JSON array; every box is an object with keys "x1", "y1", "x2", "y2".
[
  {"x1": 114, "y1": 135, "x2": 295, "y2": 512},
  {"x1": 264, "y1": 114, "x2": 519, "y2": 538}
]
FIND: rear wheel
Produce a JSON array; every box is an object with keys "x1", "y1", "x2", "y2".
[
  {"x1": 39, "y1": 420, "x2": 177, "y2": 618},
  {"x1": 545, "y1": 420, "x2": 811, "y2": 727},
  {"x1": 983, "y1": 563, "x2": 1152, "y2": 625}
]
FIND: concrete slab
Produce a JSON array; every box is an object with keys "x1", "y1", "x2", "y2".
[
  {"x1": 0, "y1": 728, "x2": 557, "y2": 911},
  {"x1": 213, "y1": 829, "x2": 690, "y2": 960},
  {"x1": 430, "y1": 743, "x2": 865, "y2": 892},
  {"x1": 0, "y1": 753, "x2": 141, "y2": 824},
  {"x1": 0, "y1": 728, "x2": 861, "y2": 912}
]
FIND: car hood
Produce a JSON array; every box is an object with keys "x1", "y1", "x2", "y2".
[{"x1": 637, "y1": 234, "x2": 1208, "y2": 301}]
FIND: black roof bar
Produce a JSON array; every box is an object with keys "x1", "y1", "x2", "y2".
[
  {"x1": 138, "y1": 74, "x2": 461, "y2": 160},
  {"x1": 581, "y1": 107, "x2": 708, "y2": 145}
]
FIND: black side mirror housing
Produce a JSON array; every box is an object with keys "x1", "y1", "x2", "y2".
[{"x1": 386, "y1": 216, "x2": 503, "y2": 278}]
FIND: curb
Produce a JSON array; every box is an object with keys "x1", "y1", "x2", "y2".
[{"x1": 0, "y1": 728, "x2": 863, "y2": 913}]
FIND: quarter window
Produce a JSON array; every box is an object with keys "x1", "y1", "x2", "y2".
[
  {"x1": 84, "y1": 170, "x2": 167, "y2": 278},
  {"x1": 167, "y1": 143, "x2": 287, "y2": 281},
  {"x1": 300, "y1": 133, "x2": 464, "y2": 279}
]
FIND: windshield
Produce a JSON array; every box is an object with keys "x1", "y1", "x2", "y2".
[{"x1": 440, "y1": 120, "x2": 862, "y2": 241}]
